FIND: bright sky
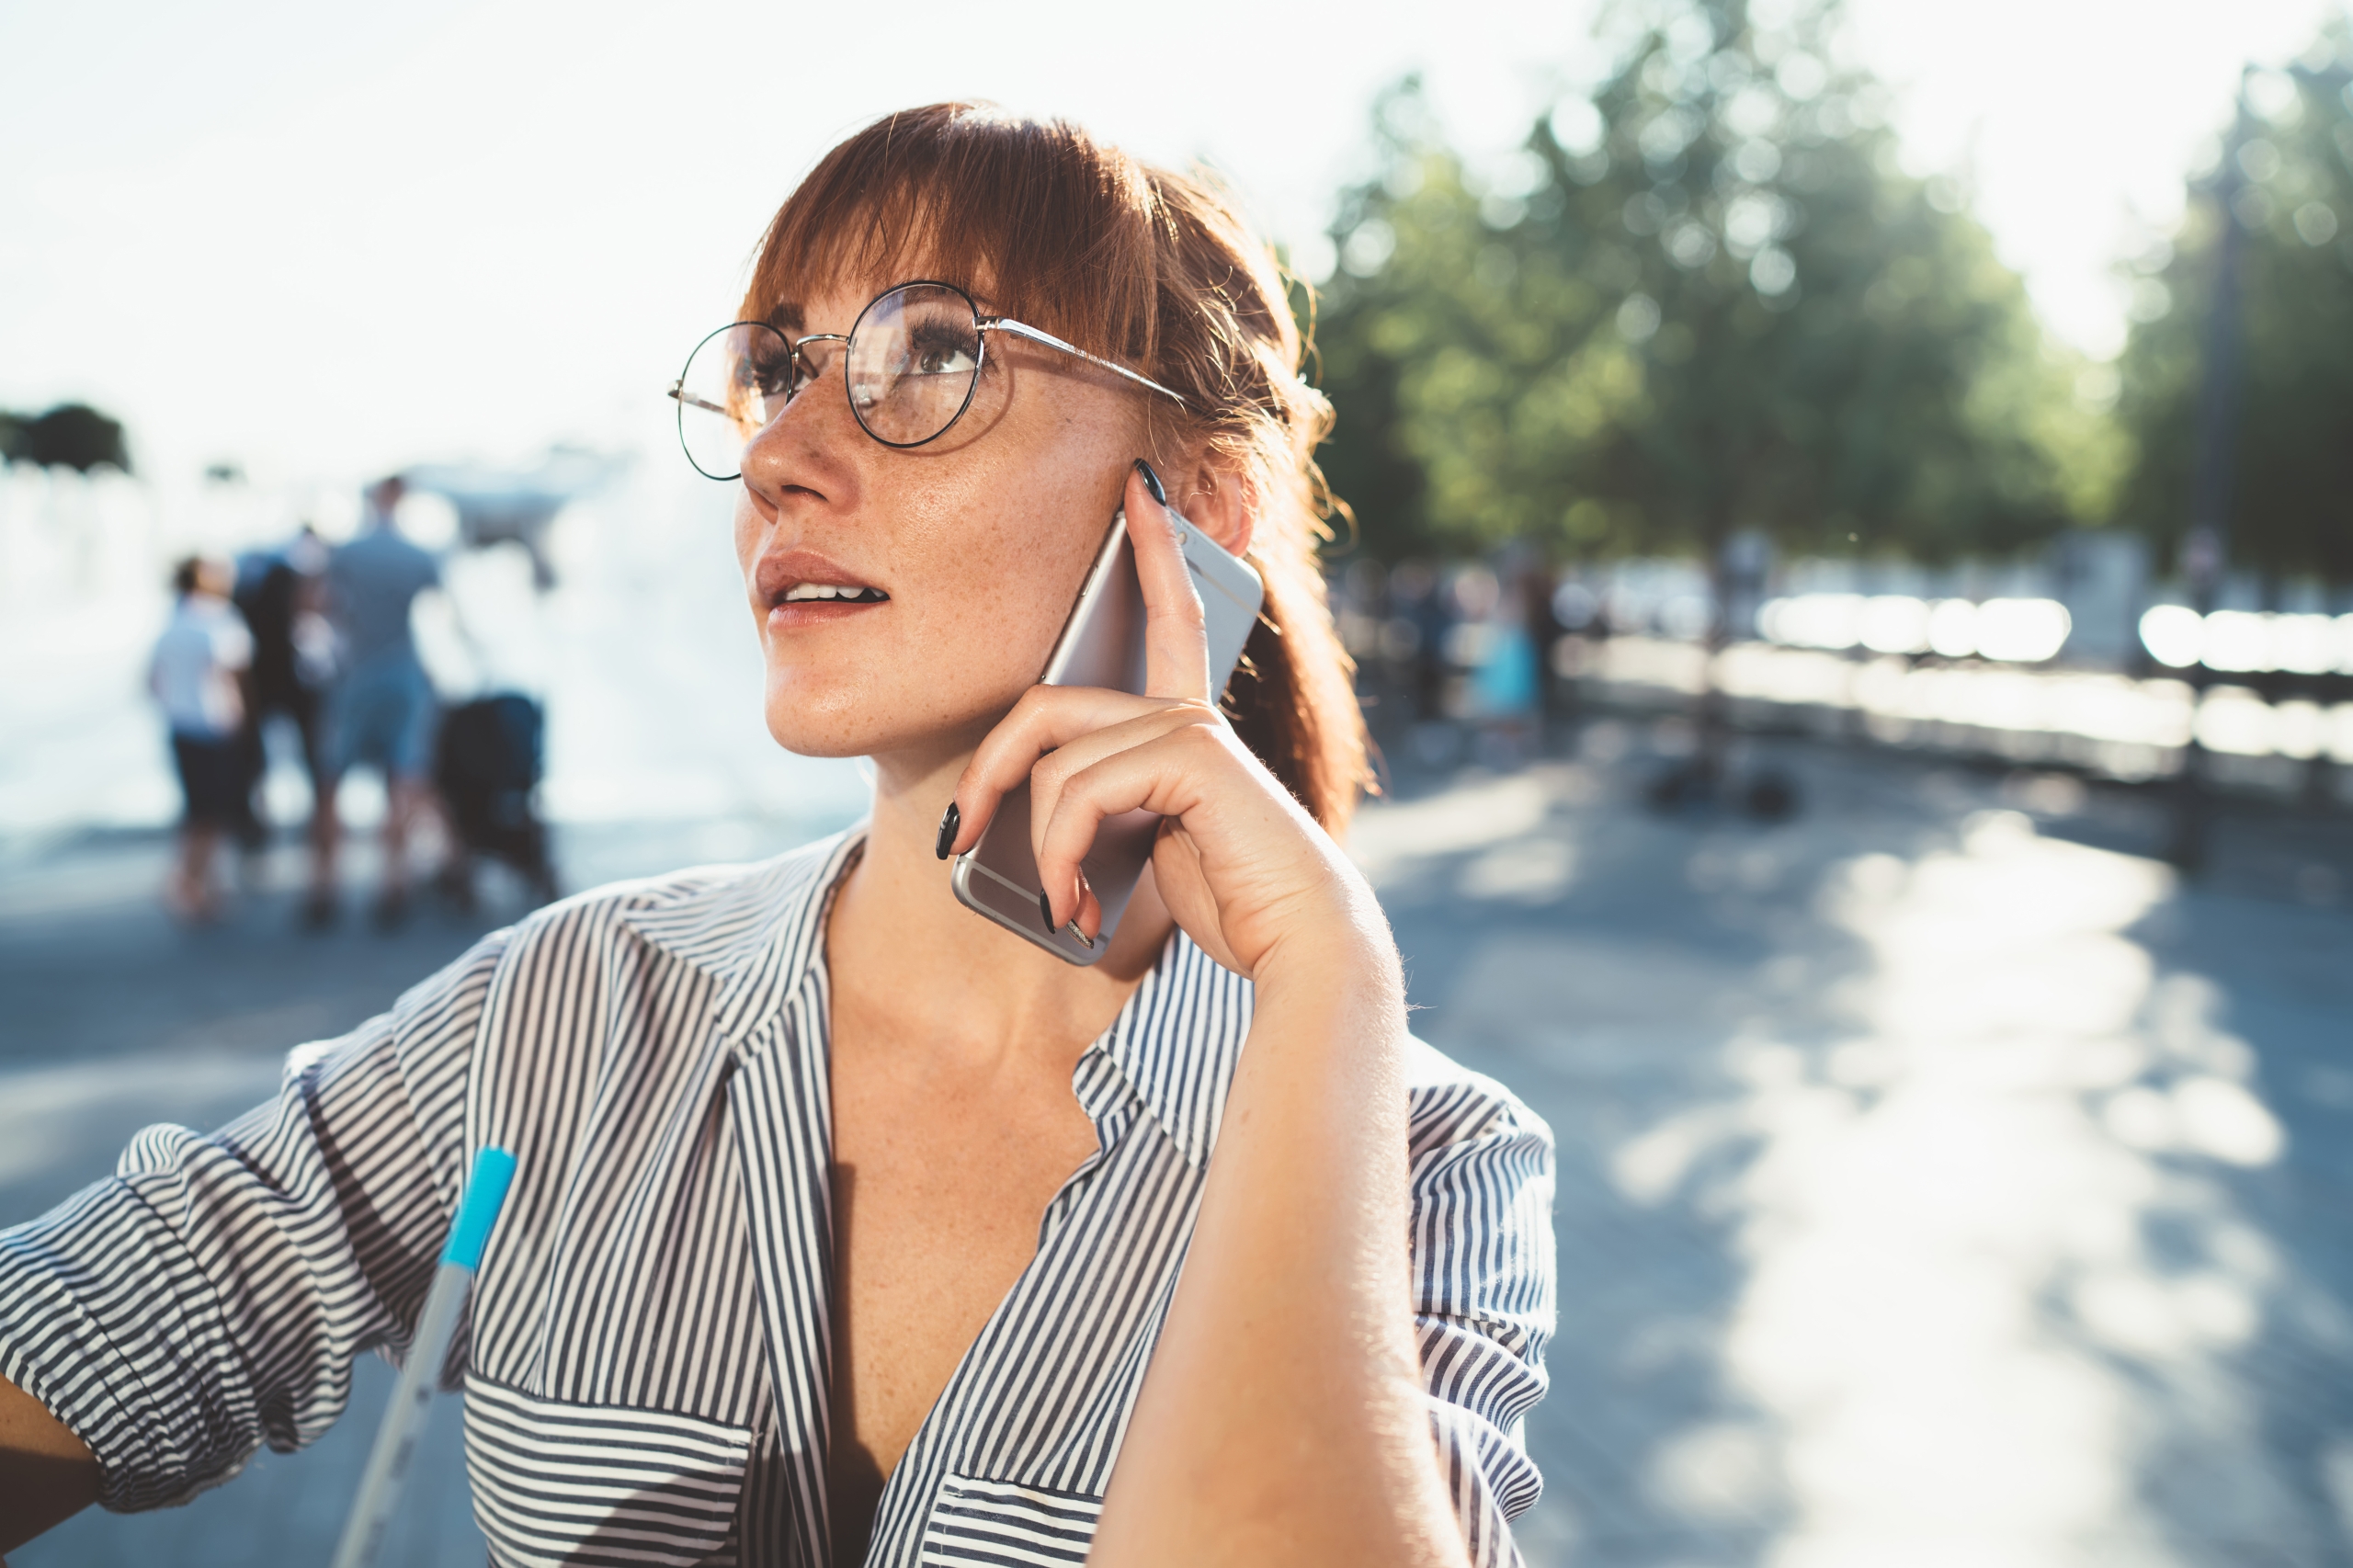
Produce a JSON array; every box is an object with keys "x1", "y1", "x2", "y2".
[{"x1": 0, "y1": 0, "x2": 2340, "y2": 491}]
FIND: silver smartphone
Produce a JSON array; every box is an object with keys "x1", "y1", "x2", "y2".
[{"x1": 950, "y1": 504, "x2": 1265, "y2": 965}]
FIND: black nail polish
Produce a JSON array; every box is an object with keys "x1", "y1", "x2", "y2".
[
  {"x1": 1132, "y1": 458, "x2": 1167, "y2": 507},
  {"x1": 1040, "y1": 891, "x2": 1056, "y2": 932},
  {"x1": 934, "y1": 801, "x2": 960, "y2": 859}
]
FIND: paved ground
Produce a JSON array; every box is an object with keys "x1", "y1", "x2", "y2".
[
  {"x1": 5, "y1": 723, "x2": 2351, "y2": 1566},
  {"x1": 1377, "y1": 727, "x2": 2353, "y2": 1568}
]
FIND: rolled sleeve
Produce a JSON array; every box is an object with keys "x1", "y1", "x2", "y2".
[
  {"x1": 0, "y1": 1176, "x2": 255, "y2": 1509},
  {"x1": 0, "y1": 933, "x2": 506, "y2": 1511},
  {"x1": 1406, "y1": 1056, "x2": 1558, "y2": 1568}
]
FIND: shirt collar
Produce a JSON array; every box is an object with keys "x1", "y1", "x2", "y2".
[
  {"x1": 615, "y1": 827, "x2": 1253, "y2": 1170},
  {"x1": 613, "y1": 827, "x2": 865, "y2": 1044}
]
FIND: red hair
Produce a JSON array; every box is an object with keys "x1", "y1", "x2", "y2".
[{"x1": 743, "y1": 103, "x2": 1368, "y2": 831}]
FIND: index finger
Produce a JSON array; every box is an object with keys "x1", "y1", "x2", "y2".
[{"x1": 1128, "y1": 460, "x2": 1211, "y2": 703}]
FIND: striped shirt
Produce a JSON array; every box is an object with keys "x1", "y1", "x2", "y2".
[{"x1": 0, "y1": 831, "x2": 1556, "y2": 1567}]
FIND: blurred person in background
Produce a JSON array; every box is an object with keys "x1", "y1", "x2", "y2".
[
  {"x1": 146, "y1": 555, "x2": 253, "y2": 922},
  {"x1": 1524, "y1": 562, "x2": 1569, "y2": 722},
  {"x1": 222, "y1": 555, "x2": 271, "y2": 858},
  {"x1": 0, "y1": 105, "x2": 1552, "y2": 1568},
  {"x1": 1468, "y1": 568, "x2": 1541, "y2": 767},
  {"x1": 312, "y1": 476, "x2": 443, "y2": 931},
  {"x1": 1387, "y1": 559, "x2": 1448, "y2": 723},
  {"x1": 228, "y1": 523, "x2": 335, "y2": 865}
]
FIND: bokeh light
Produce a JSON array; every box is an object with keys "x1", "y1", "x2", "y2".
[
  {"x1": 1761, "y1": 595, "x2": 2073, "y2": 665},
  {"x1": 2138, "y1": 607, "x2": 2353, "y2": 673}
]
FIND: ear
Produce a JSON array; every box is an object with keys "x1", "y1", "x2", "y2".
[{"x1": 1171, "y1": 454, "x2": 1257, "y2": 561}]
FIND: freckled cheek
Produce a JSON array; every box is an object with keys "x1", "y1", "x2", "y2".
[{"x1": 892, "y1": 516, "x2": 1065, "y2": 701}]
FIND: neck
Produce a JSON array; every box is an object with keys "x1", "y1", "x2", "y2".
[{"x1": 824, "y1": 748, "x2": 1171, "y2": 1072}]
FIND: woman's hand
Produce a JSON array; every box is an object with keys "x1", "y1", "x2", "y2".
[{"x1": 940, "y1": 461, "x2": 1371, "y2": 982}]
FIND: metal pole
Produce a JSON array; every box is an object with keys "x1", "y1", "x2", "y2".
[{"x1": 2167, "y1": 67, "x2": 2253, "y2": 872}]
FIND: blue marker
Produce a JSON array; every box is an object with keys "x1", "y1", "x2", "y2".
[{"x1": 331, "y1": 1146, "x2": 517, "y2": 1568}]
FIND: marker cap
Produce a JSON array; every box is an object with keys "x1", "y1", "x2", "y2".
[{"x1": 440, "y1": 1147, "x2": 517, "y2": 1270}]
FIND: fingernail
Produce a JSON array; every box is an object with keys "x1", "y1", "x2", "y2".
[
  {"x1": 935, "y1": 801, "x2": 960, "y2": 859},
  {"x1": 1132, "y1": 459, "x2": 1167, "y2": 507},
  {"x1": 1065, "y1": 919, "x2": 1093, "y2": 949},
  {"x1": 1039, "y1": 890, "x2": 1056, "y2": 932}
]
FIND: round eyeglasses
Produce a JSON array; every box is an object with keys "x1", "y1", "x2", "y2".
[{"x1": 668, "y1": 279, "x2": 1188, "y2": 481}]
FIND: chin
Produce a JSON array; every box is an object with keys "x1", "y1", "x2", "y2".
[
  {"x1": 759, "y1": 666, "x2": 1002, "y2": 765},
  {"x1": 760, "y1": 675, "x2": 884, "y2": 759},
  {"x1": 763, "y1": 720, "x2": 869, "y2": 761}
]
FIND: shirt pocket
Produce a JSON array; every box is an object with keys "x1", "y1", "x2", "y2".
[
  {"x1": 918, "y1": 1473, "x2": 1105, "y2": 1565},
  {"x1": 464, "y1": 1375, "x2": 753, "y2": 1567}
]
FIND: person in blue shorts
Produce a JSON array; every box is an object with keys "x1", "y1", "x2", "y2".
[{"x1": 313, "y1": 475, "x2": 444, "y2": 929}]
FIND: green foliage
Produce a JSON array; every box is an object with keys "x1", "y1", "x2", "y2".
[
  {"x1": 2114, "y1": 33, "x2": 2353, "y2": 585},
  {"x1": 1313, "y1": 1, "x2": 2099, "y2": 565}
]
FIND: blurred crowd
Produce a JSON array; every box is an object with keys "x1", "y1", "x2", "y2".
[{"x1": 149, "y1": 476, "x2": 554, "y2": 928}]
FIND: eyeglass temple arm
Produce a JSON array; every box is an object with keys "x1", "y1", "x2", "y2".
[
  {"x1": 667, "y1": 381, "x2": 732, "y2": 418},
  {"x1": 982, "y1": 319, "x2": 1187, "y2": 407}
]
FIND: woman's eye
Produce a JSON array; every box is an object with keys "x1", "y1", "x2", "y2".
[
  {"x1": 905, "y1": 329, "x2": 978, "y2": 377},
  {"x1": 746, "y1": 354, "x2": 796, "y2": 399}
]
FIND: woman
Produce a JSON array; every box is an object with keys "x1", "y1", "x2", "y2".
[
  {"x1": 0, "y1": 104, "x2": 1554, "y2": 1568},
  {"x1": 145, "y1": 555, "x2": 254, "y2": 920}
]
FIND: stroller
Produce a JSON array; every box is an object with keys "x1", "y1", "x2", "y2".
[{"x1": 434, "y1": 693, "x2": 558, "y2": 910}]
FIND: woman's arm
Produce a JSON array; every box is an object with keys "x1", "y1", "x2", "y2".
[
  {"x1": 0, "y1": 1372, "x2": 97, "y2": 1552},
  {"x1": 948, "y1": 464, "x2": 1474, "y2": 1566},
  {"x1": 1091, "y1": 908, "x2": 1468, "y2": 1568}
]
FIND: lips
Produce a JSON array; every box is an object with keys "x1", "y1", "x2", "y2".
[
  {"x1": 765, "y1": 581, "x2": 888, "y2": 630},
  {"x1": 756, "y1": 549, "x2": 890, "y2": 626}
]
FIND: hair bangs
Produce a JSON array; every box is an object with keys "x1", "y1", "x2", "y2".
[{"x1": 744, "y1": 105, "x2": 1162, "y2": 369}]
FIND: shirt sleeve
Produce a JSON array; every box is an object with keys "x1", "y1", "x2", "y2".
[
  {"x1": 1406, "y1": 1056, "x2": 1558, "y2": 1568},
  {"x1": 0, "y1": 932, "x2": 507, "y2": 1512}
]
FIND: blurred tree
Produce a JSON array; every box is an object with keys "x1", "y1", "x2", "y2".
[
  {"x1": 1313, "y1": 1, "x2": 2110, "y2": 570},
  {"x1": 2114, "y1": 28, "x2": 2353, "y2": 586},
  {"x1": 0, "y1": 403, "x2": 131, "y2": 472}
]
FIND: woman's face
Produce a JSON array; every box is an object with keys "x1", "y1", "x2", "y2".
[{"x1": 733, "y1": 271, "x2": 1144, "y2": 771}]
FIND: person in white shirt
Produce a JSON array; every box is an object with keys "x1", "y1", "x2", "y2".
[{"x1": 147, "y1": 556, "x2": 254, "y2": 920}]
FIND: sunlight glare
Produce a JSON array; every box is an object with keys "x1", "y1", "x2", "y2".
[{"x1": 1617, "y1": 811, "x2": 2298, "y2": 1563}]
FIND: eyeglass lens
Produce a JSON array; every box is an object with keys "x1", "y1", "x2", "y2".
[
  {"x1": 673, "y1": 284, "x2": 986, "y2": 480},
  {"x1": 846, "y1": 284, "x2": 983, "y2": 447},
  {"x1": 675, "y1": 323, "x2": 793, "y2": 481}
]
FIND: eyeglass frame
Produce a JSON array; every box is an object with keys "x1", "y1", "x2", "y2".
[{"x1": 667, "y1": 278, "x2": 1188, "y2": 474}]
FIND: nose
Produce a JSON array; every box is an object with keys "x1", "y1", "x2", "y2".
[{"x1": 740, "y1": 351, "x2": 858, "y2": 499}]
